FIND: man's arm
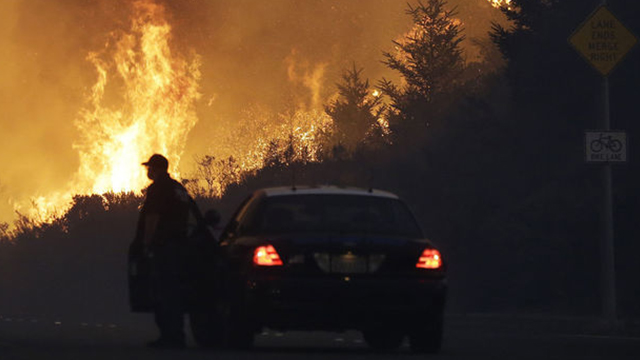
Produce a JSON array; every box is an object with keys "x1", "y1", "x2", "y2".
[{"x1": 143, "y1": 213, "x2": 160, "y2": 246}]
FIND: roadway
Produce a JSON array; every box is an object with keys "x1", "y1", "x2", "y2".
[{"x1": 1, "y1": 314, "x2": 639, "y2": 360}]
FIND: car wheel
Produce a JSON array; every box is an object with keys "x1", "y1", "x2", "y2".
[
  {"x1": 189, "y1": 311, "x2": 224, "y2": 348},
  {"x1": 362, "y1": 328, "x2": 404, "y2": 352},
  {"x1": 219, "y1": 300, "x2": 255, "y2": 349},
  {"x1": 408, "y1": 311, "x2": 443, "y2": 354}
]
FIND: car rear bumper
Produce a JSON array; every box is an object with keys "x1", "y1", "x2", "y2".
[{"x1": 242, "y1": 275, "x2": 447, "y2": 331}]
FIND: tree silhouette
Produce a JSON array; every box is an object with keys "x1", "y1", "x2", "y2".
[
  {"x1": 0, "y1": 221, "x2": 9, "y2": 242},
  {"x1": 187, "y1": 155, "x2": 245, "y2": 198},
  {"x1": 325, "y1": 64, "x2": 385, "y2": 151},
  {"x1": 380, "y1": 0, "x2": 465, "y2": 115}
]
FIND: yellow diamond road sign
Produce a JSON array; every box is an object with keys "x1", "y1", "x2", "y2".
[{"x1": 570, "y1": 6, "x2": 637, "y2": 76}]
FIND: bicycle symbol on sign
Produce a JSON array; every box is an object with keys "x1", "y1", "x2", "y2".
[{"x1": 589, "y1": 133, "x2": 623, "y2": 153}]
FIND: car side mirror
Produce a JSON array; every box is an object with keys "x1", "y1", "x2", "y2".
[{"x1": 204, "y1": 209, "x2": 221, "y2": 227}]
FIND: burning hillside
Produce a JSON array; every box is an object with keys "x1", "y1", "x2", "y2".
[{"x1": 0, "y1": 0, "x2": 508, "y2": 227}]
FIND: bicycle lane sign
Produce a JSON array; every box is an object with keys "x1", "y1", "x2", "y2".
[{"x1": 585, "y1": 130, "x2": 628, "y2": 162}]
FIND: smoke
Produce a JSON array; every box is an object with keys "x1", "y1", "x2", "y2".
[{"x1": 0, "y1": 0, "x2": 506, "y2": 224}]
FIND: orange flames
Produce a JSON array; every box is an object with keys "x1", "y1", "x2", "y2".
[
  {"x1": 183, "y1": 48, "x2": 336, "y2": 197},
  {"x1": 0, "y1": 0, "x2": 514, "y2": 231},
  {"x1": 488, "y1": 0, "x2": 511, "y2": 9},
  {"x1": 75, "y1": 0, "x2": 201, "y2": 194},
  {"x1": 19, "y1": 0, "x2": 336, "y2": 222},
  {"x1": 23, "y1": 0, "x2": 201, "y2": 221}
]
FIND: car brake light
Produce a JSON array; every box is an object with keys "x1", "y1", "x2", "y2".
[
  {"x1": 416, "y1": 249, "x2": 442, "y2": 269},
  {"x1": 253, "y1": 245, "x2": 283, "y2": 266}
]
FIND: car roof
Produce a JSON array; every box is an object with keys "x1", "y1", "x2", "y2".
[{"x1": 258, "y1": 186, "x2": 399, "y2": 199}]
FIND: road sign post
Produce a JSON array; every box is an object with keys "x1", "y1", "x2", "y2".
[{"x1": 570, "y1": 1, "x2": 637, "y2": 326}]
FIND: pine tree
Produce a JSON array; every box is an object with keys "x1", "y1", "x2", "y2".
[
  {"x1": 325, "y1": 64, "x2": 384, "y2": 151},
  {"x1": 380, "y1": 0, "x2": 465, "y2": 115}
]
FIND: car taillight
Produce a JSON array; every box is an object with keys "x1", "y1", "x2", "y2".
[
  {"x1": 416, "y1": 249, "x2": 442, "y2": 269},
  {"x1": 253, "y1": 245, "x2": 283, "y2": 266}
]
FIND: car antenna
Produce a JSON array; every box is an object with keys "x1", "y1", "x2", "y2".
[{"x1": 367, "y1": 168, "x2": 374, "y2": 193}]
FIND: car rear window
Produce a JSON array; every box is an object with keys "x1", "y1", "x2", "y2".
[{"x1": 242, "y1": 194, "x2": 423, "y2": 238}]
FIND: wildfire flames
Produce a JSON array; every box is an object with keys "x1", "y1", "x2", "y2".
[
  {"x1": 21, "y1": 0, "x2": 332, "y2": 222},
  {"x1": 75, "y1": 0, "x2": 201, "y2": 195},
  {"x1": 2, "y1": 0, "x2": 506, "y2": 228},
  {"x1": 488, "y1": 0, "x2": 511, "y2": 9},
  {"x1": 19, "y1": 0, "x2": 200, "y2": 222}
]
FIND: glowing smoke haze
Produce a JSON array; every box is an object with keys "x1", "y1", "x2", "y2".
[{"x1": 0, "y1": 0, "x2": 507, "y2": 224}]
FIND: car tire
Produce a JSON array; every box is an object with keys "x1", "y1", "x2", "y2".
[
  {"x1": 408, "y1": 311, "x2": 443, "y2": 354},
  {"x1": 362, "y1": 328, "x2": 404, "y2": 352},
  {"x1": 219, "y1": 300, "x2": 255, "y2": 349},
  {"x1": 189, "y1": 311, "x2": 224, "y2": 348}
]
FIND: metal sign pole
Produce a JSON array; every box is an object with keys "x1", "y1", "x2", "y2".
[
  {"x1": 572, "y1": 0, "x2": 636, "y2": 326},
  {"x1": 601, "y1": 74, "x2": 617, "y2": 323},
  {"x1": 598, "y1": 0, "x2": 617, "y2": 326}
]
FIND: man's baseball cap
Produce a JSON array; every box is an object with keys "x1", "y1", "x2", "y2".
[{"x1": 142, "y1": 154, "x2": 169, "y2": 170}]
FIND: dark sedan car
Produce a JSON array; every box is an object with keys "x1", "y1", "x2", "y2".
[{"x1": 189, "y1": 186, "x2": 447, "y2": 353}]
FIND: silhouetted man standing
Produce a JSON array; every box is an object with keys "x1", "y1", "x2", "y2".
[{"x1": 139, "y1": 154, "x2": 191, "y2": 349}]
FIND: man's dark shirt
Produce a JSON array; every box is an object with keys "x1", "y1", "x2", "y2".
[{"x1": 140, "y1": 173, "x2": 191, "y2": 245}]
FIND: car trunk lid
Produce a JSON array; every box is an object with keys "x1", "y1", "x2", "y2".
[{"x1": 262, "y1": 234, "x2": 429, "y2": 276}]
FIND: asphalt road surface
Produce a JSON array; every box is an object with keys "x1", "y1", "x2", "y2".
[{"x1": 1, "y1": 314, "x2": 639, "y2": 360}]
